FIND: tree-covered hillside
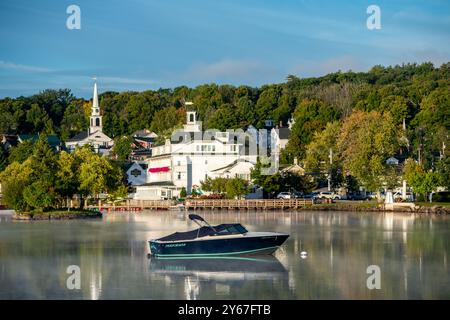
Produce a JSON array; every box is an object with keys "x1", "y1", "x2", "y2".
[{"x1": 1, "y1": 62, "x2": 449, "y2": 168}]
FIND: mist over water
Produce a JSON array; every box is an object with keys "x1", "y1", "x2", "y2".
[{"x1": 0, "y1": 210, "x2": 449, "y2": 299}]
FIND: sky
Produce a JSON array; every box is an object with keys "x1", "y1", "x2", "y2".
[{"x1": 0, "y1": 0, "x2": 449, "y2": 98}]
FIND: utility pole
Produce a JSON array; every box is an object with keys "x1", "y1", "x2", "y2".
[
  {"x1": 441, "y1": 141, "x2": 446, "y2": 160},
  {"x1": 327, "y1": 148, "x2": 333, "y2": 191}
]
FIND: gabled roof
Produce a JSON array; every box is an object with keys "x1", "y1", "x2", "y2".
[
  {"x1": 280, "y1": 164, "x2": 305, "y2": 175},
  {"x1": 140, "y1": 181, "x2": 175, "y2": 187},
  {"x1": 66, "y1": 131, "x2": 89, "y2": 142},
  {"x1": 18, "y1": 134, "x2": 61, "y2": 147},
  {"x1": 210, "y1": 159, "x2": 253, "y2": 173}
]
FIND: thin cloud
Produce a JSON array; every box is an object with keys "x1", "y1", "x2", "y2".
[
  {"x1": 180, "y1": 59, "x2": 279, "y2": 83},
  {"x1": 290, "y1": 55, "x2": 367, "y2": 77},
  {"x1": 0, "y1": 60, "x2": 51, "y2": 73},
  {"x1": 100, "y1": 76, "x2": 158, "y2": 85}
]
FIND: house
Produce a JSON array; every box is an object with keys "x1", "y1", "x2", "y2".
[
  {"x1": 18, "y1": 134, "x2": 62, "y2": 151},
  {"x1": 386, "y1": 157, "x2": 399, "y2": 165},
  {"x1": 0, "y1": 134, "x2": 18, "y2": 150},
  {"x1": 131, "y1": 106, "x2": 258, "y2": 200},
  {"x1": 129, "y1": 129, "x2": 157, "y2": 160},
  {"x1": 126, "y1": 162, "x2": 148, "y2": 186},
  {"x1": 65, "y1": 81, "x2": 113, "y2": 155},
  {"x1": 271, "y1": 126, "x2": 291, "y2": 154},
  {"x1": 280, "y1": 158, "x2": 306, "y2": 176},
  {"x1": 132, "y1": 129, "x2": 157, "y2": 149}
]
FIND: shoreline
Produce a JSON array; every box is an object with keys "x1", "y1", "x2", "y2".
[
  {"x1": 2, "y1": 203, "x2": 450, "y2": 218},
  {"x1": 11, "y1": 210, "x2": 102, "y2": 220}
]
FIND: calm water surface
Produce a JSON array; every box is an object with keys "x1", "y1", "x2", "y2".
[{"x1": 0, "y1": 210, "x2": 449, "y2": 299}]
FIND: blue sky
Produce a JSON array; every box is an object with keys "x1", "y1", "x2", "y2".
[{"x1": 0, "y1": 0, "x2": 449, "y2": 98}]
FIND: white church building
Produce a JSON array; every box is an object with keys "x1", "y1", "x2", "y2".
[
  {"x1": 66, "y1": 81, "x2": 114, "y2": 155},
  {"x1": 130, "y1": 107, "x2": 258, "y2": 200}
]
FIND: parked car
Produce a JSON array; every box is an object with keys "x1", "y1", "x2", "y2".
[
  {"x1": 347, "y1": 192, "x2": 368, "y2": 200},
  {"x1": 292, "y1": 191, "x2": 304, "y2": 199},
  {"x1": 318, "y1": 191, "x2": 341, "y2": 200},
  {"x1": 277, "y1": 192, "x2": 292, "y2": 199}
]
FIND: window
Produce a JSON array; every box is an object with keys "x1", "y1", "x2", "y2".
[
  {"x1": 205, "y1": 160, "x2": 208, "y2": 165},
  {"x1": 177, "y1": 172, "x2": 181, "y2": 180},
  {"x1": 189, "y1": 114, "x2": 194, "y2": 122},
  {"x1": 177, "y1": 161, "x2": 181, "y2": 166},
  {"x1": 95, "y1": 118, "x2": 100, "y2": 126}
]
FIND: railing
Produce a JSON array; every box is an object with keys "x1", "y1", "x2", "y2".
[
  {"x1": 86, "y1": 198, "x2": 314, "y2": 211},
  {"x1": 87, "y1": 199, "x2": 177, "y2": 210},
  {"x1": 185, "y1": 199, "x2": 314, "y2": 210}
]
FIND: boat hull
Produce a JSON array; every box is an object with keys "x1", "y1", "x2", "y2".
[{"x1": 149, "y1": 233, "x2": 289, "y2": 257}]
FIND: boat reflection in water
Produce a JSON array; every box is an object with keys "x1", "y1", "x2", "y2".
[
  {"x1": 150, "y1": 255, "x2": 287, "y2": 281},
  {"x1": 149, "y1": 256, "x2": 288, "y2": 299}
]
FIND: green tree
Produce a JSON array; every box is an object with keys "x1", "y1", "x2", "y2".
[
  {"x1": 150, "y1": 106, "x2": 185, "y2": 135},
  {"x1": 285, "y1": 99, "x2": 339, "y2": 160},
  {"x1": 337, "y1": 111, "x2": 400, "y2": 194},
  {"x1": 225, "y1": 177, "x2": 249, "y2": 199},
  {"x1": 112, "y1": 136, "x2": 133, "y2": 161},
  {"x1": 0, "y1": 160, "x2": 32, "y2": 212},
  {"x1": 22, "y1": 135, "x2": 58, "y2": 211},
  {"x1": 403, "y1": 158, "x2": 439, "y2": 202},
  {"x1": 0, "y1": 144, "x2": 8, "y2": 172},
  {"x1": 56, "y1": 151, "x2": 80, "y2": 209},
  {"x1": 8, "y1": 140, "x2": 34, "y2": 164},
  {"x1": 304, "y1": 121, "x2": 341, "y2": 184},
  {"x1": 179, "y1": 187, "x2": 187, "y2": 198}
]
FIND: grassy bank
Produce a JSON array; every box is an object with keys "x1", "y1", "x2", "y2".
[
  {"x1": 13, "y1": 209, "x2": 102, "y2": 220},
  {"x1": 310, "y1": 200, "x2": 380, "y2": 211},
  {"x1": 310, "y1": 200, "x2": 450, "y2": 214}
]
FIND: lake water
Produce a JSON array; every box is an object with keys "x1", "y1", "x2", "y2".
[{"x1": 0, "y1": 210, "x2": 449, "y2": 299}]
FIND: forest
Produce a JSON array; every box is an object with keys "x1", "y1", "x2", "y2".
[{"x1": 0, "y1": 62, "x2": 449, "y2": 200}]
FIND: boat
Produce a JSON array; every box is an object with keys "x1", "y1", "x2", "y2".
[{"x1": 148, "y1": 214, "x2": 289, "y2": 257}]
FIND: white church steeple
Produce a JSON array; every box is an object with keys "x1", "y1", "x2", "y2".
[{"x1": 89, "y1": 79, "x2": 103, "y2": 135}]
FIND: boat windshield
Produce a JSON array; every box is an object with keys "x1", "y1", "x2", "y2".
[
  {"x1": 216, "y1": 224, "x2": 248, "y2": 235},
  {"x1": 157, "y1": 223, "x2": 248, "y2": 241}
]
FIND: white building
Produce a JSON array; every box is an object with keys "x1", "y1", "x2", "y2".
[
  {"x1": 132, "y1": 108, "x2": 258, "y2": 200},
  {"x1": 386, "y1": 157, "x2": 399, "y2": 165},
  {"x1": 66, "y1": 81, "x2": 114, "y2": 155}
]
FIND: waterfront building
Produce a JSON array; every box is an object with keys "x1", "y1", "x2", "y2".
[
  {"x1": 65, "y1": 81, "x2": 113, "y2": 155},
  {"x1": 130, "y1": 129, "x2": 156, "y2": 160},
  {"x1": 132, "y1": 106, "x2": 258, "y2": 200}
]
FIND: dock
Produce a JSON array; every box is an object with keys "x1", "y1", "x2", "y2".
[
  {"x1": 86, "y1": 198, "x2": 315, "y2": 211},
  {"x1": 185, "y1": 199, "x2": 314, "y2": 210},
  {"x1": 86, "y1": 199, "x2": 177, "y2": 211}
]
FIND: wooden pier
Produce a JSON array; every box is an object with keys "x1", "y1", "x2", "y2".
[
  {"x1": 86, "y1": 198, "x2": 315, "y2": 211},
  {"x1": 185, "y1": 199, "x2": 315, "y2": 210},
  {"x1": 86, "y1": 199, "x2": 176, "y2": 211}
]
